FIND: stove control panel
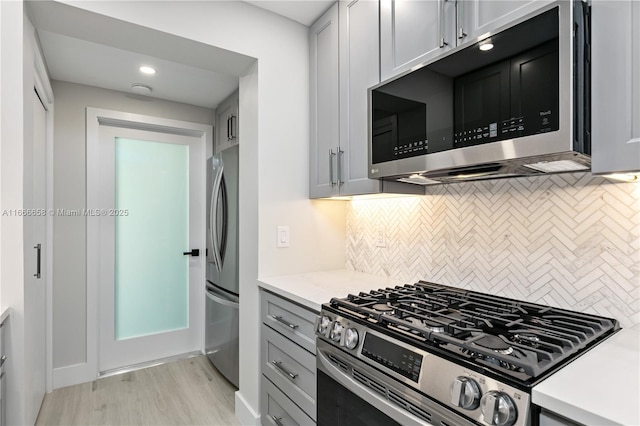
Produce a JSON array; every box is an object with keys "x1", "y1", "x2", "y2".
[{"x1": 316, "y1": 310, "x2": 530, "y2": 426}]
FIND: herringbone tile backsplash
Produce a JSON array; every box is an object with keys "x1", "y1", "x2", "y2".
[{"x1": 346, "y1": 173, "x2": 640, "y2": 329}]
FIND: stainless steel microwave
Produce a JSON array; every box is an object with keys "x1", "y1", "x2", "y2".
[{"x1": 368, "y1": 1, "x2": 590, "y2": 184}]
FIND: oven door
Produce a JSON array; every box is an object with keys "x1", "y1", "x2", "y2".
[{"x1": 316, "y1": 339, "x2": 474, "y2": 426}]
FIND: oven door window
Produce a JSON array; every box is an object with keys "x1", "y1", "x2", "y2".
[{"x1": 317, "y1": 370, "x2": 401, "y2": 426}]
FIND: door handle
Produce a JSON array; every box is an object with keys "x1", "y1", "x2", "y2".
[
  {"x1": 183, "y1": 249, "x2": 200, "y2": 256},
  {"x1": 34, "y1": 243, "x2": 42, "y2": 279}
]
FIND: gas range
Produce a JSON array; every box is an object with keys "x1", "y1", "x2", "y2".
[{"x1": 315, "y1": 281, "x2": 619, "y2": 426}]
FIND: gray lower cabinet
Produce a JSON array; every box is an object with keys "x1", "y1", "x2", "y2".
[
  {"x1": 0, "y1": 316, "x2": 6, "y2": 426},
  {"x1": 260, "y1": 290, "x2": 317, "y2": 425},
  {"x1": 591, "y1": 0, "x2": 640, "y2": 175}
]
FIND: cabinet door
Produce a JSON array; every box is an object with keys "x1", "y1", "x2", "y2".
[
  {"x1": 591, "y1": 0, "x2": 640, "y2": 174},
  {"x1": 339, "y1": 0, "x2": 382, "y2": 196},
  {"x1": 380, "y1": 0, "x2": 455, "y2": 82},
  {"x1": 215, "y1": 91, "x2": 238, "y2": 154},
  {"x1": 458, "y1": 0, "x2": 553, "y2": 46},
  {"x1": 310, "y1": 3, "x2": 340, "y2": 198}
]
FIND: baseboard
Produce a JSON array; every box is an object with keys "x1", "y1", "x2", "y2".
[
  {"x1": 53, "y1": 362, "x2": 97, "y2": 390},
  {"x1": 235, "y1": 390, "x2": 261, "y2": 426}
]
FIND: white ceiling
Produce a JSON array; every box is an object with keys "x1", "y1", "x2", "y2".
[
  {"x1": 28, "y1": 1, "x2": 330, "y2": 110},
  {"x1": 246, "y1": 0, "x2": 334, "y2": 26}
]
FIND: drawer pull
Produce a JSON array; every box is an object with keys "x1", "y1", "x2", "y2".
[
  {"x1": 270, "y1": 415, "x2": 284, "y2": 426},
  {"x1": 271, "y1": 360, "x2": 298, "y2": 380},
  {"x1": 271, "y1": 314, "x2": 299, "y2": 330}
]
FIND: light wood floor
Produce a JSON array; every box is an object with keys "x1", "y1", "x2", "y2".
[{"x1": 36, "y1": 356, "x2": 241, "y2": 426}]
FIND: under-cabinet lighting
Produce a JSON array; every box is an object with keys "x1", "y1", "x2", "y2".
[
  {"x1": 602, "y1": 173, "x2": 639, "y2": 183},
  {"x1": 479, "y1": 41, "x2": 494, "y2": 51}
]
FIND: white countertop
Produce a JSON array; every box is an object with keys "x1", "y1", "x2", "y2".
[
  {"x1": 532, "y1": 327, "x2": 640, "y2": 426},
  {"x1": 0, "y1": 306, "x2": 9, "y2": 325},
  {"x1": 258, "y1": 269, "x2": 401, "y2": 313}
]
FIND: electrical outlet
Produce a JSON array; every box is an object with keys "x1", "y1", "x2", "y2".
[
  {"x1": 375, "y1": 226, "x2": 386, "y2": 248},
  {"x1": 277, "y1": 225, "x2": 290, "y2": 248}
]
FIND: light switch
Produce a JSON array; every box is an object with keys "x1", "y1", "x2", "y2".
[{"x1": 277, "y1": 225, "x2": 290, "y2": 248}]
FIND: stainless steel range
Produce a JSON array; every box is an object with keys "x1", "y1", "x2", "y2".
[{"x1": 315, "y1": 281, "x2": 619, "y2": 426}]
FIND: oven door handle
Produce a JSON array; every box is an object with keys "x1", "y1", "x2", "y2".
[{"x1": 317, "y1": 349, "x2": 432, "y2": 426}]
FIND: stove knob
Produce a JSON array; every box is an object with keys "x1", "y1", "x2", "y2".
[
  {"x1": 480, "y1": 391, "x2": 517, "y2": 426},
  {"x1": 450, "y1": 376, "x2": 480, "y2": 410},
  {"x1": 344, "y1": 328, "x2": 359, "y2": 349},
  {"x1": 330, "y1": 321, "x2": 343, "y2": 342},
  {"x1": 316, "y1": 315, "x2": 331, "y2": 336}
]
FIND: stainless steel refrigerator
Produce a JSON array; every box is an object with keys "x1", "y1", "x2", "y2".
[{"x1": 205, "y1": 144, "x2": 239, "y2": 387}]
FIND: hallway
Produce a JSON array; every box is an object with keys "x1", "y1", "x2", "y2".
[{"x1": 35, "y1": 356, "x2": 239, "y2": 426}]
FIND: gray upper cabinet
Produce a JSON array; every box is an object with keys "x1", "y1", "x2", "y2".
[
  {"x1": 215, "y1": 90, "x2": 238, "y2": 154},
  {"x1": 457, "y1": 0, "x2": 553, "y2": 46},
  {"x1": 380, "y1": 0, "x2": 552, "y2": 82},
  {"x1": 311, "y1": 1, "x2": 411, "y2": 198},
  {"x1": 310, "y1": 3, "x2": 340, "y2": 198},
  {"x1": 591, "y1": 0, "x2": 640, "y2": 175},
  {"x1": 380, "y1": 0, "x2": 455, "y2": 82},
  {"x1": 338, "y1": 0, "x2": 384, "y2": 195}
]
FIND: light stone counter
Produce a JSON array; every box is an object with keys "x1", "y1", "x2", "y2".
[
  {"x1": 0, "y1": 306, "x2": 8, "y2": 325},
  {"x1": 532, "y1": 327, "x2": 640, "y2": 426},
  {"x1": 258, "y1": 269, "x2": 402, "y2": 313}
]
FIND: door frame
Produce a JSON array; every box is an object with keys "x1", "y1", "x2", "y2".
[
  {"x1": 86, "y1": 108, "x2": 212, "y2": 379},
  {"x1": 33, "y1": 38, "x2": 55, "y2": 394}
]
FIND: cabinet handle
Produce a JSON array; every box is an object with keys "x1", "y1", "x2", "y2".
[
  {"x1": 229, "y1": 114, "x2": 237, "y2": 140},
  {"x1": 270, "y1": 314, "x2": 299, "y2": 329},
  {"x1": 439, "y1": 0, "x2": 448, "y2": 48},
  {"x1": 271, "y1": 360, "x2": 298, "y2": 380},
  {"x1": 456, "y1": 0, "x2": 466, "y2": 39},
  {"x1": 226, "y1": 116, "x2": 231, "y2": 141},
  {"x1": 34, "y1": 243, "x2": 42, "y2": 279},
  {"x1": 329, "y1": 149, "x2": 337, "y2": 186},
  {"x1": 270, "y1": 415, "x2": 284, "y2": 426},
  {"x1": 337, "y1": 148, "x2": 344, "y2": 185}
]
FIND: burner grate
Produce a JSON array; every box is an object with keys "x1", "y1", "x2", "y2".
[{"x1": 328, "y1": 281, "x2": 619, "y2": 379}]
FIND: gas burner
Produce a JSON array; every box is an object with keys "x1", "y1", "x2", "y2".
[
  {"x1": 405, "y1": 317, "x2": 445, "y2": 333},
  {"x1": 473, "y1": 334, "x2": 514, "y2": 355},
  {"x1": 421, "y1": 319, "x2": 445, "y2": 333},
  {"x1": 513, "y1": 333, "x2": 541, "y2": 348},
  {"x1": 372, "y1": 303, "x2": 394, "y2": 314}
]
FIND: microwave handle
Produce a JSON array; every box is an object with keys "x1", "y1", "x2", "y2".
[
  {"x1": 439, "y1": 0, "x2": 448, "y2": 48},
  {"x1": 456, "y1": 0, "x2": 466, "y2": 39}
]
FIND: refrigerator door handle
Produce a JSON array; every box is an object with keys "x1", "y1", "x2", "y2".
[
  {"x1": 210, "y1": 163, "x2": 224, "y2": 272},
  {"x1": 206, "y1": 288, "x2": 239, "y2": 309}
]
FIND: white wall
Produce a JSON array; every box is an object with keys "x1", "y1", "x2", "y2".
[
  {"x1": 51, "y1": 80, "x2": 215, "y2": 371},
  {"x1": 51, "y1": 1, "x2": 347, "y2": 423},
  {"x1": 0, "y1": 3, "x2": 44, "y2": 424}
]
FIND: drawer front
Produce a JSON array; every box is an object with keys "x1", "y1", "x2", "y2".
[
  {"x1": 261, "y1": 290, "x2": 317, "y2": 353},
  {"x1": 262, "y1": 324, "x2": 316, "y2": 420},
  {"x1": 261, "y1": 375, "x2": 315, "y2": 426}
]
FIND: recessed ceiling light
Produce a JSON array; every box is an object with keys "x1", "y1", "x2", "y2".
[
  {"x1": 139, "y1": 66, "x2": 156, "y2": 75},
  {"x1": 131, "y1": 84, "x2": 152, "y2": 94}
]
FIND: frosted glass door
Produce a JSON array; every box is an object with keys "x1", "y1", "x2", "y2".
[
  {"x1": 114, "y1": 138, "x2": 189, "y2": 340},
  {"x1": 97, "y1": 122, "x2": 204, "y2": 373}
]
